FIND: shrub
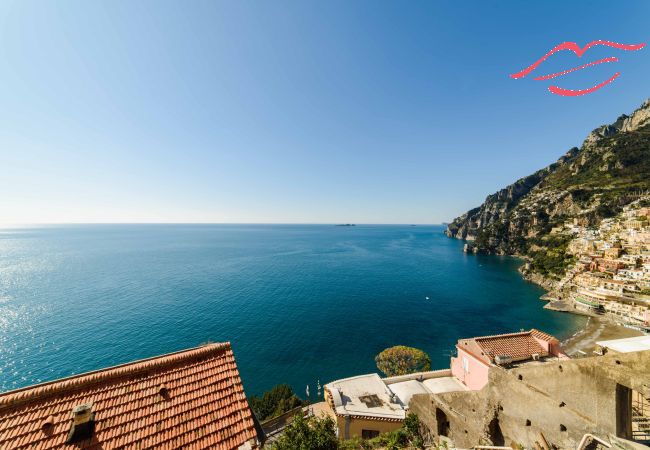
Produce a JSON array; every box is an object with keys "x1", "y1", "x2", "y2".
[
  {"x1": 269, "y1": 414, "x2": 338, "y2": 450},
  {"x1": 375, "y1": 429, "x2": 408, "y2": 450},
  {"x1": 249, "y1": 384, "x2": 305, "y2": 421},
  {"x1": 375, "y1": 346, "x2": 431, "y2": 377},
  {"x1": 403, "y1": 412, "x2": 425, "y2": 448}
]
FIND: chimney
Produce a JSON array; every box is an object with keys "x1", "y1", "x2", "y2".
[{"x1": 66, "y1": 403, "x2": 95, "y2": 443}]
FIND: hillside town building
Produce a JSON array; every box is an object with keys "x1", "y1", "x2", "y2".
[{"x1": 559, "y1": 203, "x2": 650, "y2": 332}]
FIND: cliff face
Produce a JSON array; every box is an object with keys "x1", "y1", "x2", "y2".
[{"x1": 446, "y1": 99, "x2": 650, "y2": 277}]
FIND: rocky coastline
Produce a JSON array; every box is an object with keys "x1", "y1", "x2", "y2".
[{"x1": 446, "y1": 99, "x2": 650, "y2": 350}]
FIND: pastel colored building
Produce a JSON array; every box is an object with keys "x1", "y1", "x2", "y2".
[
  {"x1": 594, "y1": 258, "x2": 626, "y2": 274},
  {"x1": 451, "y1": 329, "x2": 568, "y2": 391}
]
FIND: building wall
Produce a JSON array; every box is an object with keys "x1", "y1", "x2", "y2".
[
  {"x1": 604, "y1": 248, "x2": 623, "y2": 259},
  {"x1": 540, "y1": 339, "x2": 569, "y2": 359},
  {"x1": 383, "y1": 369, "x2": 452, "y2": 385},
  {"x1": 334, "y1": 415, "x2": 402, "y2": 440},
  {"x1": 324, "y1": 389, "x2": 404, "y2": 440},
  {"x1": 410, "y1": 350, "x2": 650, "y2": 449},
  {"x1": 450, "y1": 347, "x2": 490, "y2": 390}
]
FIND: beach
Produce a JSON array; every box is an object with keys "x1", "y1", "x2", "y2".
[
  {"x1": 561, "y1": 315, "x2": 643, "y2": 356},
  {"x1": 532, "y1": 274, "x2": 645, "y2": 355}
]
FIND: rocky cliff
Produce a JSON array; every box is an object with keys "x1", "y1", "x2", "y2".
[{"x1": 446, "y1": 99, "x2": 650, "y2": 279}]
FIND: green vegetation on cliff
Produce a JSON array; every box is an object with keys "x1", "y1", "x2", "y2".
[
  {"x1": 249, "y1": 384, "x2": 306, "y2": 421},
  {"x1": 446, "y1": 99, "x2": 650, "y2": 277},
  {"x1": 526, "y1": 235, "x2": 575, "y2": 277}
]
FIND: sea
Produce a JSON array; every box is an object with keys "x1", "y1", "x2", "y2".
[{"x1": 0, "y1": 224, "x2": 585, "y2": 397}]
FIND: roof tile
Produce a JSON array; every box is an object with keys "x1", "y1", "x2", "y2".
[
  {"x1": 0, "y1": 343, "x2": 258, "y2": 449},
  {"x1": 469, "y1": 329, "x2": 554, "y2": 362}
]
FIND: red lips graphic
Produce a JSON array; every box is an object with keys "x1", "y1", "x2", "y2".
[{"x1": 510, "y1": 40, "x2": 646, "y2": 96}]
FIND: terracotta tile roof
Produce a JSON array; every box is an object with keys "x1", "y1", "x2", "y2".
[
  {"x1": 475, "y1": 333, "x2": 545, "y2": 361},
  {"x1": 0, "y1": 343, "x2": 258, "y2": 450},
  {"x1": 529, "y1": 328, "x2": 558, "y2": 342},
  {"x1": 466, "y1": 329, "x2": 558, "y2": 362}
]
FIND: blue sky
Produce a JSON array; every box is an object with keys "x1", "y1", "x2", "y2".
[{"x1": 0, "y1": 1, "x2": 649, "y2": 224}]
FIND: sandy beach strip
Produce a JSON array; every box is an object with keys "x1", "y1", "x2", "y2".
[{"x1": 561, "y1": 316, "x2": 644, "y2": 356}]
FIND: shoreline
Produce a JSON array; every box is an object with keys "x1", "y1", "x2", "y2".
[
  {"x1": 561, "y1": 315, "x2": 643, "y2": 355},
  {"x1": 482, "y1": 249, "x2": 644, "y2": 353},
  {"x1": 452, "y1": 234, "x2": 645, "y2": 352},
  {"x1": 517, "y1": 263, "x2": 644, "y2": 355},
  {"x1": 457, "y1": 241, "x2": 609, "y2": 350}
]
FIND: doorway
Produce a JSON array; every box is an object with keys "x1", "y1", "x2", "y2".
[{"x1": 436, "y1": 408, "x2": 450, "y2": 437}]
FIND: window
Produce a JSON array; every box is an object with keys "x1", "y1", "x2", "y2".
[
  {"x1": 362, "y1": 429, "x2": 380, "y2": 439},
  {"x1": 462, "y1": 356, "x2": 469, "y2": 373}
]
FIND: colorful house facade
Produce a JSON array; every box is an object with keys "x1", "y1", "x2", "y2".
[{"x1": 451, "y1": 329, "x2": 568, "y2": 390}]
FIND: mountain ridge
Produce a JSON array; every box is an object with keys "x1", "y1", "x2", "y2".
[{"x1": 445, "y1": 99, "x2": 650, "y2": 279}]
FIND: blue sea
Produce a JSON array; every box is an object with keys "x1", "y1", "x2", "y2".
[{"x1": 0, "y1": 225, "x2": 584, "y2": 397}]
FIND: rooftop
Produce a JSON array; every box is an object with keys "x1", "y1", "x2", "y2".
[
  {"x1": 421, "y1": 376, "x2": 468, "y2": 394},
  {"x1": 476, "y1": 335, "x2": 545, "y2": 361},
  {"x1": 460, "y1": 329, "x2": 557, "y2": 363},
  {"x1": 597, "y1": 335, "x2": 650, "y2": 353},
  {"x1": 389, "y1": 377, "x2": 467, "y2": 406},
  {"x1": 0, "y1": 343, "x2": 258, "y2": 450},
  {"x1": 324, "y1": 371, "x2": 466, "y2": 421},
  {"x1": 387, "y1": 380, "x2": 430, "y2": 407},
  {"x1": 325, "y1": 374, "x2": 405, "y2": 421}
]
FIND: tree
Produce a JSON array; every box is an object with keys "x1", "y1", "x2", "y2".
[
  {"x1": 249, "y1": 384, "x2": 305, "y2": 421},
  {"x1": 269, "y1": 414, "x2": 338, "y2": 450},
  {"x1": 375, "y1": 346, "x2": 431, "y2": 377}
]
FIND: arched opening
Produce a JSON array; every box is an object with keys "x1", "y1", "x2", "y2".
[{"x1": 436, "y1": 408, "x2": 450, "y2": 437}]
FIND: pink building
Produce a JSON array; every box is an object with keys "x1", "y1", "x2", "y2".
[{"x1": 451, "y1": 329, "x2": 569, "y2": 390}]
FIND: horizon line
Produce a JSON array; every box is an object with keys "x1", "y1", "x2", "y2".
[{"x1": 0, "y1": 221, "x2": 445, "y2": 228}]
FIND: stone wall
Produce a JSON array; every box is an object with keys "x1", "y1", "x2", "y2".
[{"x1": 409, "y1": 350, "x2": 650, "y2": 449}]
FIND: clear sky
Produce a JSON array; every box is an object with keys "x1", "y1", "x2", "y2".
[{"x1": 1, "y1": 1, "x2": 649, "y2": 224}]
